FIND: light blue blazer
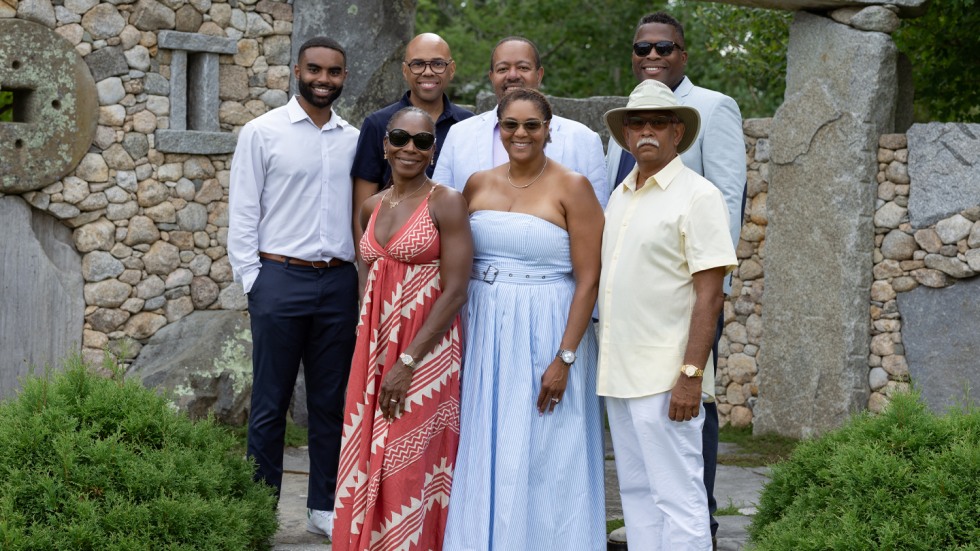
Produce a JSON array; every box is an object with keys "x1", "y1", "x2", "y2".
[
  {"x1": 606, "y1": 76, "x2": 747, "y2": 259},
  {"x1": 434, "y1": 109, "x2": 609, "y2": 208}
]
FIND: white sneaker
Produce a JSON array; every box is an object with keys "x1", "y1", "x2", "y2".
[{"x1": 306, "y1": 508, "x2": 334, "y2": 540}]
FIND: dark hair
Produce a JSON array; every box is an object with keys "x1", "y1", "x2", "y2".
[
  {"x1": 489, "y1": 36, "x2": 541, "y2": 71},
  {"x1": 497, "y1": 88, "x2": 553, "y2": 122},
  {"x1": 297, "y1": 36, "x2": 346, "y2": 65},
  {"x1": 386, "y1": 106, "x2": 435, "y2": 133},
  {"x1": 637, "y1": 12, "x2": 685, "y2": 46}
]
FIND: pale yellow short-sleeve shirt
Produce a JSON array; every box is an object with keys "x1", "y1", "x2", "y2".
[{"x1": 597, "y1": 155, "x2": 738, "y2": 399}]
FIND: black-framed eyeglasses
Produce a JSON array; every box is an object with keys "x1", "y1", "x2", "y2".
[
  {"x1": 498, "y1": 118, "x2": 549, "y2": 132},
  {"x1": 624, "y1": 115, "x2": 679, "y2": 131},
  {"x1": 632, "y1": 41, "x2": 684, "y2": 57},
  {"x1": 386, "y1": 129, "x2": 436, "y2": 151},
  {"x1": 404, "y1": 59, "x2": 452, "y2": 75}
]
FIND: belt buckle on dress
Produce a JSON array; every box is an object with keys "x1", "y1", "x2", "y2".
[{"x1": 482, "y1": 265, "x2": 498, "y2": 284}]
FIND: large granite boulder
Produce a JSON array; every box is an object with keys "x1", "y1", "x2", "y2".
[
  {"x1": 290, "y1": 0, "x2": 414, "y2": 127},
  {"x1": 755, "y1": 11, "x2": 896, "y2": 438},
  {"x1": 127, "y1": 310, "x2": 254, "y2": 425},
  {"x1": 127, "y1": 310, "x2": 312, "y2": 427},
  {"x1": 897, "y1": 278, "x2": 980, "y2": 414},
  {"x1": 906, "y1": 123, "x2": 980, "y2": 228},
  {"x1": 0, "y1": 196, "x2": 84, "y2": 399}
]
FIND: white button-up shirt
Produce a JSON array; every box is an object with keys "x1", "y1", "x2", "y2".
[
  {"x1": 598, "y1": 155, "x2": 738, "y2": 399},
  {"x1": 228, "y1": 97, "x2": 359, "y2": 293}
]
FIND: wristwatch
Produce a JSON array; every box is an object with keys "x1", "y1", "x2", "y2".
[
  {"x1": 680, "y1": 364, "x2": 704, "y2": 378},
  {"x1": 556, "y1": 349, "x2": 576, "y2": 366},
  {"x1": 399, "y1": 352, "x2": 418, "y2": 370}
]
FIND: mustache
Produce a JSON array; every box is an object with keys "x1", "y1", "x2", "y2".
[{"x1": 637, "y1": 137, "x2": 661, "y2": 148}]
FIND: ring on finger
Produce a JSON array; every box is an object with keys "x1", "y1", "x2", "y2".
[{"x1": 551, "y1": 397, "x2": 560, "y2": 403}]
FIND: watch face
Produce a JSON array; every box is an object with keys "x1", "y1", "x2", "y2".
[
  {"x1": 684, "y1": 365, "x2": 696, "y2": 376},
  {"x1": 560, "y1": 350, "x2": 576, "y2": 364}
]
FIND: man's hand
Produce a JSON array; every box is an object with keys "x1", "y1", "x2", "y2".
[{"x1": 668, "y1": 374, "x2": 702, "y2": 421}]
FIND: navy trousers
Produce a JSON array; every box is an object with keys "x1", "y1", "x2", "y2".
[
  {"x1": 704, "y1": 305, "x2": 726, "y2": 538},
  {"x1": 246, "y1": 258, "x2": 358, "y2": 511}
]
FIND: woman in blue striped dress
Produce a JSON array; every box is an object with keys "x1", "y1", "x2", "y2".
[{"x1": 443, "y1": 88, "x2": 606, "y2": 550}]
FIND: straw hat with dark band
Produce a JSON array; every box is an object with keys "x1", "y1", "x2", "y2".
[{"x1": 604, "y1": 79, "x2": 700, "y2": 154}]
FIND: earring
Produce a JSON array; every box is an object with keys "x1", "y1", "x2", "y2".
[
  {"x1": 384, "y1": 151, "x2": 388, "y2": 159},
  {"x1": 430, "y1": 157, "x2": 435, "y2": 166}
]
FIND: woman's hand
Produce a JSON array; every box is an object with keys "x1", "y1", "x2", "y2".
[
  {"x1": 536, "y1": 358, "x2": 570, "y2": 415},
  {"x1": 379, "y1": 361, "x2": 414, "y2": 421}
]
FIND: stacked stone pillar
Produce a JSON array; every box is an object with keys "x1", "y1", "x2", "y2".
[{"x1": 753, "y1": 11, "x2": 897, "y2": 437}]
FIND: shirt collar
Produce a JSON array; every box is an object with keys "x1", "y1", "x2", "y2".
[
  {"x1": 286, "y1": 96, "x2": 348, "y2": 130},
  {"x1": 402, "y1": 92, "x2": 468, "y2": 124},
  {"x1": 621, "y1": 155, "x2": 685, "y2": 193}
]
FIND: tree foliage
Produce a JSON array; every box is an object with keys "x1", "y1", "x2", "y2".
[
  {"x1": 893, "y1": 0, "x2": 980, "y2": 122},
  {"x1": 416, "y1": 0, "x2": 978, "y2": 123},
  {"x1": 416, "y1": 0, "x2": 790, "y2": 118}
]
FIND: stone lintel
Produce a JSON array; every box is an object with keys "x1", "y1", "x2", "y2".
[
  {"x1": 158, "y1": 30, "x2": 237, "y2": 54},
  {"x1": 155, "y1": 129, "x2": 238, "y2": 154},
  {"x1": 698, "y1": 0, "x2": 928, "y2": 18}
]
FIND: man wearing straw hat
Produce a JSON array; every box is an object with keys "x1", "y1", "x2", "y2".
[{"x1": 597, "y1": 79, "x2": 737, "y2": 550}]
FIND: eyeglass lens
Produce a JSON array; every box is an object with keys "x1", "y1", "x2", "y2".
[
  {"x1": 632, "y1": 41, "x2": 681, "y2": 57},
  {"x1": 499, "y1": 119, "x2": 545, "y2": 132},
  {"x1": 387, "y1": 129, "x2": 436, "y2": 151},
  {"x1": 625, "y1": 116, "x2": 677, "y2": 131},
  {"x1": 406, "y1": 59, "x2": 450, "y2": 74}
]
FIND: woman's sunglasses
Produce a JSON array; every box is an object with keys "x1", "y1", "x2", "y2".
[
  {"x1": 386, "y1": 129, "x2": 436, "y2": 151},
  {"x1": 498, "y1": 118, "x2": 548, "y2": 132},
  {"x1": 632, "y1": 41, "x2": 684, "y2": 57}
]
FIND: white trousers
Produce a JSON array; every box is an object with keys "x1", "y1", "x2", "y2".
[{"x1": 607, "y1": 392, "x2": 712, "y2": 551}]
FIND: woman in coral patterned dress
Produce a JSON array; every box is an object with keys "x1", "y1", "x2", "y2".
[{"x1": 332, "y1": 107, "x2": 473, "y2": 551}]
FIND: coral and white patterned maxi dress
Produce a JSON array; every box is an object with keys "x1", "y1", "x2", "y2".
[{"x1": 333, "y1": 193, "x2": 462, "y2": 551}]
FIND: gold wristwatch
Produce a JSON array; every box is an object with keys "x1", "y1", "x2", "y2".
[{"x1": 680, "y1": 364, "x2": 704, "y2": 378}]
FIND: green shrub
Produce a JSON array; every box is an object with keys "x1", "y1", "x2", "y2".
[
  {"x1": 0, "y1": 353, "x2": 278, "y2": 550},
  {"x1": 749, "y1": 391, "x2": 980, "y2": 550}
]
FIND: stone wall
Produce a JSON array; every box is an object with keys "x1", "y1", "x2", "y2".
[
  {"x1": 1, "y1": 0, "x2": 295, "y2": 376},
  {"x1": 713, "y1": 118, "x2": 771, "y2": 428},
  {"x1": 713, "y1": 126, "x2": 980, "y2": 428}
]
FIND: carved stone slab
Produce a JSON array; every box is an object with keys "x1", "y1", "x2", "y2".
[
  {"x1": 0, "y1": 19, "x2": 98, "y2": 193},
  {"x1": 898, "y1": 278, "x2": 980, "y2": 414},
  {"x1": 907, "y1": 123, "x2": 980, "y2": 228}
]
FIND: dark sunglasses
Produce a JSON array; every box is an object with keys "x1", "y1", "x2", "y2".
[
  {"x1": 498, "y1": 118, "x2": 548, "y2": 132},
  {"x1": 386, "y1": 129, "x2": 436, "y2": 151},
  {"x1": 404, "y1": 59, "x2": 451, "y2": 75},
  {"x1": 624, "y1": 115, "x2": 679, "y2": 131},
  {"x1": 632, "y1": 41, "x2": 684, "y2": 57}
]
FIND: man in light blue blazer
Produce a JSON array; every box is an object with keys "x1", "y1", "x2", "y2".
[
  {"x1": 433, "y1": 37, "x2": 608, "y2": 207},
  {"x1": 604, "y1": 12, "x2": 747, "y2": 548}
]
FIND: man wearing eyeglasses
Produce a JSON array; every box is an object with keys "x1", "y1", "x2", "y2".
[
  {"x1": 604, "y1": 12, "x2": 747, "y2": 549},
  {"x1": 351, "y1": 33, "x2": 473, "y2": 244},
  {"x1": 433, "y1": 36, "x2": 608, "y2": 207}
]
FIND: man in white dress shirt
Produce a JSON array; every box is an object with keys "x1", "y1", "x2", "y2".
[
  {"x1": 228, "y1": 36, "x2": 359, "y2": 540},
  {"x1": 432, "y1": 36, "x2": 608, "y2": 206}
]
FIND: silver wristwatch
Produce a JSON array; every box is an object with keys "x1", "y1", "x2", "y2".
[
  {"x1": 556, "y1": 349, "x2": 576, "y2": 366},
  {"x1": 399, "y1": 352, "x2": 418, "y2": 370}
]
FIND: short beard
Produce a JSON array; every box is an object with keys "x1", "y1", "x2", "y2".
[{"x1": 298, "y1": 79, "x2": 343, "y2": 109}]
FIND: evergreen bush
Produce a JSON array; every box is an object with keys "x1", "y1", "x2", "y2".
[
  {"x1": 0, "y1": 353, "x2": 278, "y2": 550},
  {"x1": 749, "y1": 391, "x2": 980, "y2": 550}
]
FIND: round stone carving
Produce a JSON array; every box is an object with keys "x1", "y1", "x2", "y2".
[{"x1": 0, "y1": 19, "x2": 98, "y2": 193}]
